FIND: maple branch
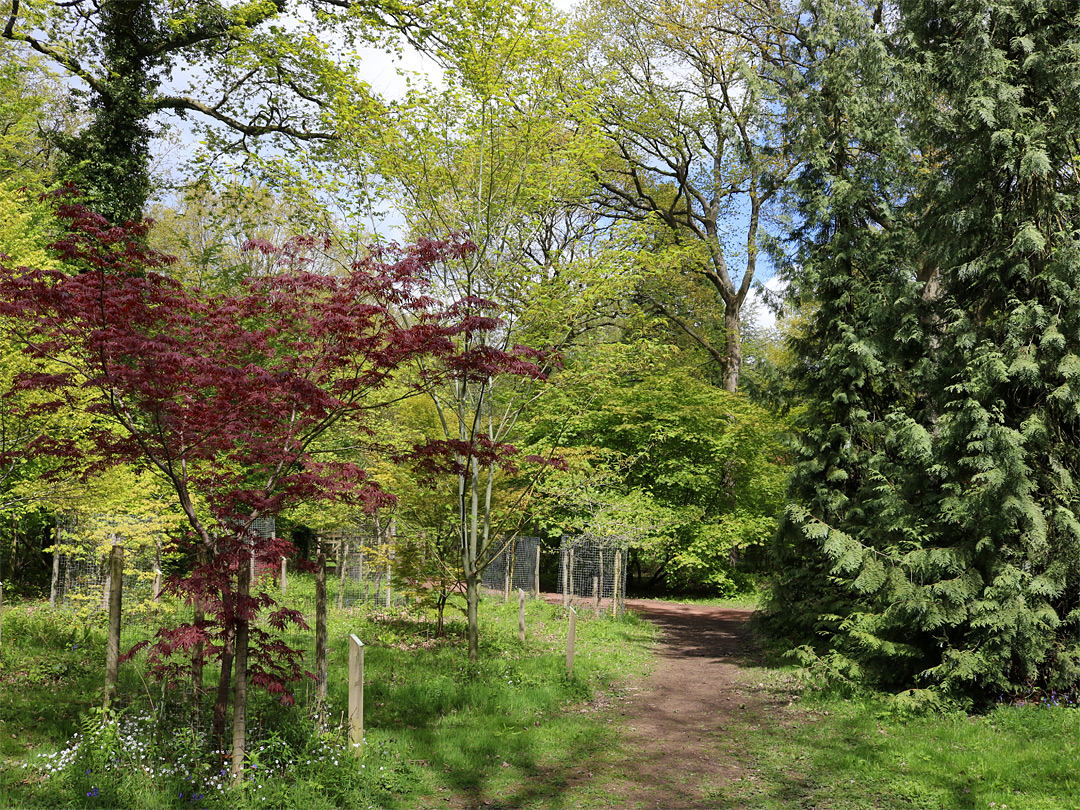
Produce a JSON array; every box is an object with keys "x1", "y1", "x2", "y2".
[{"x1": 152, "y1": 95, "x2": 336, "y2": 141}]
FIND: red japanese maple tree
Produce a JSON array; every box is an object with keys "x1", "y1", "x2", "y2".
[{"x1": 0, "y1": 189, "x2": 544, "y2": 778}]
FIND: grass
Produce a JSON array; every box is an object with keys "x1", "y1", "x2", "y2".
[
  {"x1": 0, "y1": 576, "x2": 657, "y2": 809},
  {"x1": 2, "y1": 576, "x2": 1077, "y2": 809},
  {"x1": 627, "y1": 591, "x2": 762, "y2": 610},
  {"x1": 699, "y1": 667, "x2": 1080, "y2": 810}
]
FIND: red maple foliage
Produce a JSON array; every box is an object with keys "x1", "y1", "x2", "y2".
[{"x1": 0, "y1": 189, "x2": 547, "y2": 707}]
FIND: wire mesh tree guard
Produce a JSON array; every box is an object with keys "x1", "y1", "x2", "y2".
[
  {"x1": 247, "y1": 515, "x2": 278, "y2": 583},
  {"x1": 51, "y1": 515, "x2": 163, "y2": 615},
  {"x1": 558, "y1": 535, "x2": 629, "y2": 618},
  {"x1": 480, "y1": 535, "x2": 542, "y2": 601},
  {"x1": 318, "y1": 524, "x2": 403, "y2": 610}
]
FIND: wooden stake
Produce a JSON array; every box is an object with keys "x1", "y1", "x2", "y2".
[
  {"x1": 280, "y1": 557, "x2": 288, "y2": 595},
  {"x1": 348, "y1": 634, "x2": 365, "y2": 755},
  {"x1": 105, "y1": 543, "x2": 123, "y2": 707},
  {"x1": 566, "y1": 607, "x2": 577, "y2": 676},
  {"x1": 613, "y1": 550, "x2": 623, "y2": 618},
  {"x1": 561, "y1": 547, "x2": 568, "y2": 608},
  {"x1": 337, "y1": 539, "x2": 347, "y2": 610},
  {"x1": 49, "y1": 524, "x2": 60, "y2": 609},
  {"x1": 569, "y1": 549, "x2": 575, "y2": 606},
  {"x1": 518, "y1": 588, "x2": 526, "y2": 643},
  {"x1": 593, "y1": 575, "x2": 600, "y2": 618},
  {"x1": 534, "y1": 544, "x2": 540, "y2": 598}
]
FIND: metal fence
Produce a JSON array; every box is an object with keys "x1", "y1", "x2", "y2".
[
  {"x1": 51, "y1": 516, "x2": 162, "y2": 615},
  {"x1": 480, "y1": 535, "x2": 542, "y2": 600},
  {"x1": 557, "y1": 535, "x2": 628, "y2": 617},
  {"x1": 319, "y1": 528, "x2": 404, "y2": 610}
]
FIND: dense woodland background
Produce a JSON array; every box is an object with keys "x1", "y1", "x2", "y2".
[{"x1": 1, "y1": 0, "x2": 1077, "y2": 715}]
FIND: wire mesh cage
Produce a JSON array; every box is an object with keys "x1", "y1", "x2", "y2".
[
  {"x1": 52, "y1": 515, "x2": 163, "y2": 614},
  {"x1": 246, "y1": 515, "x2": 278, "y2": 581},
  {"x1": 318, "y1": 524, "x2": 404, "y2": 610},
  {"x1": 558, "y1": 535, "x2": 628, "y2": 618},
  {"x1": 480, "y1": 535, "x2": 542, "y2": 600}
]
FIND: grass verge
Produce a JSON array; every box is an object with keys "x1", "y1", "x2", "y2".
[
  {"x1": 1, "y1": 581, "x2": 656, "y2": 809},
  {"x1": 701, "y1": 668, "x2": 1080, "y2": 810}
]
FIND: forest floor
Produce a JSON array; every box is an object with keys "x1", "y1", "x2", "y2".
[{"x1": 545, "y1": 599, "x2": 790, "y2": 810}]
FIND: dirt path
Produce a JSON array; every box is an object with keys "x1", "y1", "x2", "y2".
[{"x1": 582, "y1": 600, "x2": 781, "y2": 809}]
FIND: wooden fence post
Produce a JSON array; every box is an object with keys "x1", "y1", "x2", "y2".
[
  {"x1": 566, "y1": 607, "x2": 577, "y2": 676},
  {"x1": 561, "y1": 547, "x2": 568, "y2": 608},
  {"x1": 569, "y1": 549, "x2": 575, "y2": 606},
  {"x1": 385, "y1": 555, "x2": 392, "y2": 609},
  {"x1": 105, "y1": 542, "x2": 123, "y2": 707},
  {"x1": 49, "y1": 524, "x2": 61, "y2": 609},
  {"x1": 518, "y1": 588, "x2": 526, "y2": 643},
  {"x1": 534, "y1": 544, "x2": 540, "y2": 598},
  {"x1": 337, "y1": 539, "x2": 347, "y2": 610},
  {"x1": 613, "y1": 550, "x2": 623, "y2": 618},
  {"x1": 599, "y1": 549, "x2": 605, "y2": 611},
  {"x1": 348, "y1": 634, "x2": 365, "y2": 755}
]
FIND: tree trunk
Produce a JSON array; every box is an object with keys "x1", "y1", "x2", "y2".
[
  {"x1": 212, "y1": 623, "x2": 234, "y2": 746},
  {"x1": 465, "y1": 570, "x2": 480, "y2": 663},
  {"x1": 315, "y1": 547, "x2": 327, "y2": 704},
  {"x1": 436, "y1": 591, "x2": 447, "y2": 638},
  {"x1": 722, "y1": 303, "x2": 741, "y2": 393},
  {"x1": 231, "y1": 554, "x2": 251, "y2": 783},
  {"x1": 192, "y1": 546, "x2": 207, "y2": 697}
]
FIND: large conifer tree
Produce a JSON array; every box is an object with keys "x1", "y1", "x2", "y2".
[{"x1": 766, "y1": 0, "x2": 1080, "y2": 700}]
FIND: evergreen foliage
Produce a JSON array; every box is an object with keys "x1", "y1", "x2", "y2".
[{"x1": 764, "y1": 0, "x2": 1080, "y2": 701}]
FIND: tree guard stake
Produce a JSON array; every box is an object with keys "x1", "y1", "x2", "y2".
[
  {"x1": 566, "y1": 607, "x2": 577, "y2": 676},
  {"x1": 349, "y1": 634, "x2": 364, "y2": 755}
]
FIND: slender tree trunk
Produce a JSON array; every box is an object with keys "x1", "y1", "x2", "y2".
[
  {"x1": 192, "y1": 546, "x2": 207, "y2": 697},
  {"x1": 465, "y1": 572, "x2": 480, "y2": 663},
  {"x1": 315, "y1": 547, "x2": 327, "y2": 705},
  {"x1": 338, "y1": 539, "x2": 347, "y2": 610},
  {"x1": 212, "y1": 623, "x2": 234, "y2": 746},
  {"x1": 231, "y1": 554, "x2": 251, "y2": 783},
  {"x1": 436, "y1": 592, "x2": 447, "y2": 637}
]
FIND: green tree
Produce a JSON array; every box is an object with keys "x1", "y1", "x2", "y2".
[
  {"x1": 0, "y1": 0, "x2": 443, "y2": 223},
  {"x1": 571, "y1": 0, "x2": 793, "y2": 392},
  {"x1": 0, "y1": 52, "x2": 81, "y2": 186},
  {"x1": 528, "y1": 345, "x2": 791, "y2": 594},
  {"x1": 148, "y1": 181, "x2": 343, "y2": 293},
  {"x1": 764, "y1": 0, "x2": 1080, "y2": 701},
  {"x1": 372, "y1": 0, "x2": 614, "y2": 661}
]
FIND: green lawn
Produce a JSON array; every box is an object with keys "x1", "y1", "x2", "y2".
[{"x1": 2, "y1": 576, "x2": 1076, "y2": 809}]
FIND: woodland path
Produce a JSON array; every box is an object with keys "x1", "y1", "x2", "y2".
[{"x1": 567, "y1": 600, "x2": 785, "y2": 809}]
